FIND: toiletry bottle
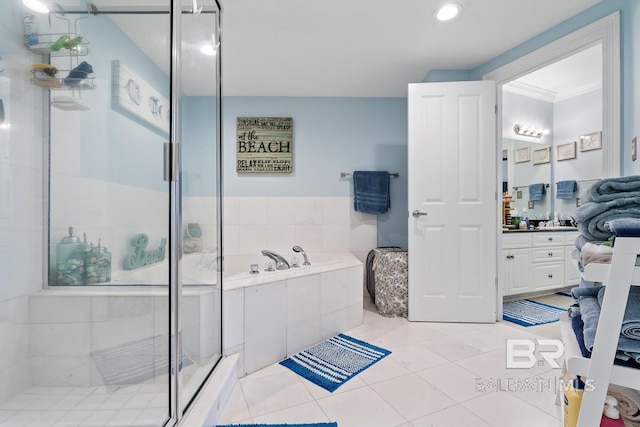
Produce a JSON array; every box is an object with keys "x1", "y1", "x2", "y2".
[
  {"x1": 563, "y1": 378, "x2": 584, "y2": 427},
  {"x1": 85, "y1": 238, "x2": 111, "y2": 284},
  {"x1": 23, "y1": 11, "x2": 39, "y2": 46},
  {"x1": 601, "y1": 395, "x2": 626, "y2": 426},
  {"x1": 55, "y1": 226, "x2": 84, "y2": 285}
]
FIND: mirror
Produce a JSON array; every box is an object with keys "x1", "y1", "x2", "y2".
[
  {"x1": 502, "y1": 44, "x2": 602, "y2": 222},
  {"x1": 503, "y1": 138, "x2": 551, "y2": 220}
]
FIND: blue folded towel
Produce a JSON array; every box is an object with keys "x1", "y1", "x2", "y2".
[
  {"x1": 607, "y1": 218, "x2": 640, "y2": 237},
  {"x1": 528, "y1": 183, "x2": 545, "y2": 201},
  {"x1": 353, "y1": 171, "x2": 390, "y2": 215},
  {"x1": 573, "y1": 285, "x2": 640, "y2": 363},
  {"x1": 585, "y1": 175, "x2": 640, "y2": 203},
  {"x1": 576, "y1": 198, "x2": 640, "y2": 241},
  {"x1": 556, "y1": 180, "x2": 577, "y2": 199}
]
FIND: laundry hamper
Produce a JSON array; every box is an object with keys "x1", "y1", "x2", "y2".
[{"x1": 370, "y1": 247, "x2": 408, "y2": 318}]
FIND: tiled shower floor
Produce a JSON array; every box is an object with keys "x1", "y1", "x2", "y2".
[{"x1": 0, "y1": 383, "x2": 168, "y2": 427}]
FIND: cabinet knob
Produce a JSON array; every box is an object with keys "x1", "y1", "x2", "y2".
[
  {"x1": 548, "y1": 274, "x2": 553, "y2": 279},
  {"x1": 548, "y1": 252, "x2": 553, "y2": 257},
  {"x1": 548, "y1": 237, "x2": 553, "y2": 241}
]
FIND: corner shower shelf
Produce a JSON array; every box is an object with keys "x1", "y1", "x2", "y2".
[
  {"x1": 24, "y1": 33, "x2": 91, "y2": 57},
  {"x1": 30, "y1": 71, "x2": 95, "y2": 91}
]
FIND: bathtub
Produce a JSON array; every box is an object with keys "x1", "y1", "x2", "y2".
[
  {"x1": 108, "y1": 251, "x2": 357, "y2": 290},
  {"x1": 222, "y1": 251, "x2": 364, "y2": 376}
]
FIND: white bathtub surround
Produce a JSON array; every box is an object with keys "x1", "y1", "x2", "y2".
[{"x1": 223, "y1": 252, "x2": 364, "y2": 376}]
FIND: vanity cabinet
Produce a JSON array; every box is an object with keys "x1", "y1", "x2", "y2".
[
  {"x1": 502, "y1": 230, "x2": 580, "y2": 296},
  {"x1": 502, "y1": 233, "x2": 532, "y2": 295}
]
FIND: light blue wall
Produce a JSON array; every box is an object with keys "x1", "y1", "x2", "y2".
[
  {"x1": 554, "y1": 89, "x2": 603, "y2": 217},
  {"x1": 183, "y1": 97, "x2": 217, "y2": 197},
  {"x1": 223, "y1": 97, "x2": 408, "y2": 248},
  {"x1": 74, "y1": 14, "x2": 170, "y2": 192}
]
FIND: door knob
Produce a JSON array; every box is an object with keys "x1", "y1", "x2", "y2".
[{"x1": 412, "y1": 210, "x2": 428, "y2": 218}]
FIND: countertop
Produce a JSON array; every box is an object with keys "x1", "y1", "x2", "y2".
[{"x1": 502, "y1": 227, "x2": 578, "y2": 233}]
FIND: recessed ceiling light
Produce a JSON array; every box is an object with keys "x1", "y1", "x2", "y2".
[{"x1": 435, "y1": 3, "x2": 461, "y2": 21}]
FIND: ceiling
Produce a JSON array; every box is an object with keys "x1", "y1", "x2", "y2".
[
  {"x1": 221, "y1": 0, "x2": 602, "y2": 97},
  {"x1": 505, "y1": 44, "x2": 602, "y2": 102},
  {"x1": 55, "y1": 0, "x2": 603, "y2": 97}
]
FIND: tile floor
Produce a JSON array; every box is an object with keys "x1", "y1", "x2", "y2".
[{"x1": 217, "y1": 293, "x2": 574, "y2": 427}]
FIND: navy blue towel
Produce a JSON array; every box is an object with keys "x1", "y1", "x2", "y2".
[
  {"x1": 556, "y1": 180, "x2": 577, "y2": 199},
  {"x1": 353, "y1": 171, "x2": 390, "y2": 214},
  {"x1": 64, "y1": 61, "x2": 93, "y2": 85},
  {"x1": 528, "y1": 183, "x2": 545, "y2": 201}
]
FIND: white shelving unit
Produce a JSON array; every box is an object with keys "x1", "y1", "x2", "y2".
[{"x1": 560, "y1": 237, "x2": 640, "y2": 426}]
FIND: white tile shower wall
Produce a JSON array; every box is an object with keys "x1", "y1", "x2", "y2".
[
  {"x1": 224, "y1": 196, "x2": 377, "y2": 264},
  {"x1": 0, "y1": 32, "x2": 47, "y2": 400}
]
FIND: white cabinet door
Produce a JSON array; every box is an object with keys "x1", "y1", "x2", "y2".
[{"x1": 504, "y1": 248, "x2": 532, "y2": 295}]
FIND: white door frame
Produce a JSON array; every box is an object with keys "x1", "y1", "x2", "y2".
[{"x1": 483, "y1": 12, "x2": 620, "y2": 319}]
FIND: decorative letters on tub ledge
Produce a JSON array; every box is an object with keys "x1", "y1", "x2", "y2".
[{"x1": 123, "y1": 234, "x2": 167, "y2": 270}]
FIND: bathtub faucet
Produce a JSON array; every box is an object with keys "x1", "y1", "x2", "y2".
[
  {"x1": 292, "y1": 245, "x2": 310, "y2": 265},
  {"x1": 261, "y1": 250, "x2": 290, "y2": 270}
]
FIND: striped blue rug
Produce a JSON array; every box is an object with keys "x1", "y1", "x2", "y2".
[
  {"x1": 280, "y1": 333, "x2": 391, "y2": 392},
  {"x1": 503, "y1": 299, "x2": 565, "y2": 327}
]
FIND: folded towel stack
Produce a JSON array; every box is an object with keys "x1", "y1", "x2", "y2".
[
  {"x1": 556, "y1": 180, "x2": 577, "y2": 199},
  {"x1": 353, "y1": 171, "x2": 390, "y2": 215},
  {"x1": 528, "y1": 183, "x2": 545, "y2": 201},
  {"x1": 576, "y1": 176, "x2": 640, "y2": 241},
  {"x1": 571, "y1": 285, "x2": 640, "y2": 364}
]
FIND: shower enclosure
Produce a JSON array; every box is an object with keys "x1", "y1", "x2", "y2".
[{"x1": 0, "y1": 0, "x2": 222, "y2": 425}]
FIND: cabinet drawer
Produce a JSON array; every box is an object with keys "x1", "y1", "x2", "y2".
[
  {"x1": 532, "y1": 247, "x2": 564, "y2": 262},
  {"x1": 532, "y1": 263, "x2": 564, "y2": 289},
  {"x1": 503, "y1": 232, "x2": 531, "y2": 249},
  {"x1": 532, "y1": 233, "x2": 564, "y2": 247}
]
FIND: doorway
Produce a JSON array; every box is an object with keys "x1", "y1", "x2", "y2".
[{"x1": 485, "y1": 12, "x2": 620, "y2": 316}]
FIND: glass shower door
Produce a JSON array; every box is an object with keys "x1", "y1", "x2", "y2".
[
  {"x1": 178, "y1": 0, "x2": 223, "y2": 410},
  {"x1": 46, "y1": 2, "x2": 172, "y2": 426}
]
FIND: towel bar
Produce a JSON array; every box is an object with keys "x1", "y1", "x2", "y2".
[{"x1": 340, "y1": 172, "x2": 399, "y2": 178}]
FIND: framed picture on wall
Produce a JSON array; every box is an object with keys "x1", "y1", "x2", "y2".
[
  {"x1": 514, "y1": 147, "x2": 530, "y2": 163},
  {"x1": 556, "y1": 141, "x2": 577, "y2": 161},
  {"x1": 579, "y1": 131, "x2": 602, "y2": 152},
  {"x1": 532, "y1": 147, "x2": 551, "y2": 165}
]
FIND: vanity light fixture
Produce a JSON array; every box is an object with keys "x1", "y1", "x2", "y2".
[
  {"x1": 514, "y1": 124, "x2": 550, "y2": 139},
  {"x1": 22, "y1": 0, "x2": 50, "y2": 13},
  {"x1": 434, "y1": 3, "x2": 462, "y2": 21}
]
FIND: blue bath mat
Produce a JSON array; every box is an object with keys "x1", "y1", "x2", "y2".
[
  {"x1": 217, "y1": 424, "x2": 337, "y2": 427},
  {"x1": 503, "y1": 299, "x2": 565, "y2": 327},
  {"x1": 280, "y1": 333, "x2": 391, "y2": 392}
]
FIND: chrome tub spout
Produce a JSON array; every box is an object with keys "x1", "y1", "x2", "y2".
[{"x1": 261, "y1": 249, "x2": 290, "y2": 270}]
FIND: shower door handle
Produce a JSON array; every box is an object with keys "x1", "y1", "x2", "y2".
[{"x1": 163, "y1": 142, "x2": 178, "y2": 182}]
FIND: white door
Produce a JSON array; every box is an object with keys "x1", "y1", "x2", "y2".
[{"x1": 408, "y1": 81, "x2": 497, "y2": 322}]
